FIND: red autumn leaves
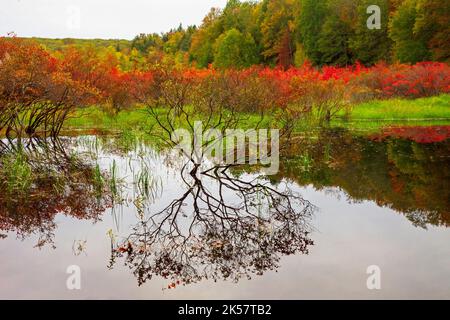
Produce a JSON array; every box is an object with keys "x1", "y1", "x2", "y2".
[
  {"x1": 371, "y1": 126, "x2": 450, "y2": 144},
  {"x1": 1, "y1": 36, "x2": 449, "y2": 135}
]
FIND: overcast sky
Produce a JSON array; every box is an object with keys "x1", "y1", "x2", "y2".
[{"x1": 0, "y1": 0, "x2": 229, "y2": 39}]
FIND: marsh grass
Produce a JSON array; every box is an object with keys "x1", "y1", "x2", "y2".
[
  {"x1": 0, "y1": 146, "x2": 33, "y2": 194},
  {"x1": 109, "y1": 159, "x2": 120, "y2": 198},
  {"x1": 134, "y1": 166, "x2": 151, "y2": 199},
  {"x1": 92, "y1": 163, "x2": 105, "y2": 198},
  {"x1": 132, "y1": 165, "x2": 162, "y2": 202}
]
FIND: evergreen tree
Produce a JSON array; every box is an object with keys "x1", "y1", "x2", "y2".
[
  {"x1": 317, "y1": 15, "x2": 354, "y2": 66},
  {"x1": 296, "y1": 0, "x2": 328, "y2": 65},
  {"x1": 189, "y1": 8, "x2": 224, "y2": 67},
  {"x1": 259, "y1": 0, "x2": 295, "y2": 66},
  {"x1": 349, "y1": 0, "x2": 393, "y2": 65},
  {"x1": 389, "y1": 0, "x2": 431, "y2": 63},
  {"x1": 414, "y1": 0, "x2": 450, "y2": 61}
]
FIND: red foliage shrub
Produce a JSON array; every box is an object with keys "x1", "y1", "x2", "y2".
[{"x1": 355, "y1": 62, "x2": 450, "y2": 99}]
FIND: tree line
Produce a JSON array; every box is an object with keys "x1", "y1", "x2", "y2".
[
  {"x1": 29, "y1": 0, "x2": 449, "y2": 70},
  {"x1": 129, "y1": 0, "x2": 449, "y2": 68}
]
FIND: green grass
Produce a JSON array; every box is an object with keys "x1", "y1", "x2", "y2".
[
  {"x1": 64, "y1": 105, "x2": 274, "y2": 136},
  {"x1": 65, "y1": 106, "x2": 154, "y2": 132},
  {"x1": 0, "y1": 146, "x2": 33, "y2": 194},
  {"x1": 338, "y1": 94, "x2": 450, "y2": 121},
  {"x1": 62, "y1": 95, "x2": 450, "y2": 136}
]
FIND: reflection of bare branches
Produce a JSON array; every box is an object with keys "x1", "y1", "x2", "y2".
[
  {"x1": 111, "y1": 161, "x2": 314, "y2": 287},
  {"x1": 72, "y1": 240, "x2": 88, "y2": 256}
]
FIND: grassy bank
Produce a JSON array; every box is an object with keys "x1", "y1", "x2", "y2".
[
  {"x1": 339, "y1": 94, "x2": 450, "y2": 121},
  {"x1": 61, "y1": 94, "x2": 450, "y2": 135}
]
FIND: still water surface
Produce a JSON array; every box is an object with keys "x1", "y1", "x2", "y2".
[{"x1": 0, "y1": 128, "x2": 449, "y2": 299}]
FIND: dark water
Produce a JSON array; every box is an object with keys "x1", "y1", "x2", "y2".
[{"x1": 0, "y1": 128, "x2": 449, "y2": 299}]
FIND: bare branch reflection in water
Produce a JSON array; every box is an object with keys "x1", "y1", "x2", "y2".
[
  {"x1": 110, "y1": 159, "x2": 315, "y2": 287},
  {"x1": 1, "y1": 127, "x2": 447, "y2": 293}
]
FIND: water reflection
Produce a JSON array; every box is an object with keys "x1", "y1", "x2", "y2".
[
  {"x1": 0, "y1": 126, "x2": 449, "y2": 291},
  {"x1": 277, "y1": 128, "x2": 450, "y2": 228},
  {"x1": 0, "y1": 138, "x2": 112, "y2": 247},
  {"x1": 109, "y1": 162, "x2": 314, "y2": 287}
]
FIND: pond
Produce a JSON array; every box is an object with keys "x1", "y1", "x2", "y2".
[{"x1": 0, "y1": 127, "x2": 449, "y2": 299}]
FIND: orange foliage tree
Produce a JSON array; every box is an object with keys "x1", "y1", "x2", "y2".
[{"x1": 0, "y1": 37, "x2": 98, "y2": 139}]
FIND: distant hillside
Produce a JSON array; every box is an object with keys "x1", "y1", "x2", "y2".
[{"x1": 29, "y1": 37, "x2": 132, "y2": 51}]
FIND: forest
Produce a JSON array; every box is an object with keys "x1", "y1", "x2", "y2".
[{"x1": 32, "y1": 0, "x2": 449, "y2": 70}]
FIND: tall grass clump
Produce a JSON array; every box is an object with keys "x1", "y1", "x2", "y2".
[{"x1": 0, "y1": 147, "x2": 33, "y2": 194}]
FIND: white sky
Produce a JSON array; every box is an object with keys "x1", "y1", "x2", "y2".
[{"x1": 0, "y1": 0, "x2": 229, "y2": 39}]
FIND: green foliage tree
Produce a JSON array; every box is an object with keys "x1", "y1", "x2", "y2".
[
  {"x1": 259, "y1": 0, "x2": 296, "y2": 67},
  {"x1": 414, "y1": 0, "x2": 450, "y2": 61},
  {"x1": 179, "y1": 25, "x2": 197, "y2": 52},
  {"x1": 213, "y1": 28, "x2": 259, "y2": 69},
  {"x1": 161, "y1": 24, "x2": 196, "y2": 55},
  {"x1": 389, "y1": 0, "x2": 431, "y2": 63},
  {"x1": 296, "y1": 0, "x2": 328, "y2": 65},
  {"x1": 131, "y1": 33, "x2": 162, "y2": 54},
  {"x1": 189, "y1": 8, "x2": 224, "y2": 67},
  {"x1": 221, "y1": 0, "x2": 262, "y2": 59},
  {"x1": 349, "y1": 0, "x2": 393, "y2": 65},
  {"x1": 317, "y1": 14, "x2": 354, "y2": 66},
  {"x1": 222, "y1": 0, "x2": 259, "y2": 36}
]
